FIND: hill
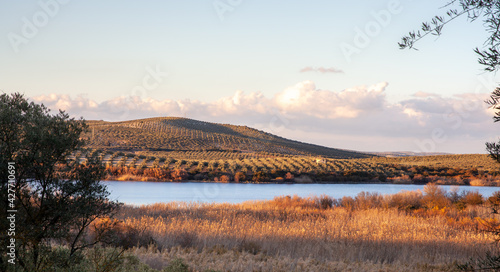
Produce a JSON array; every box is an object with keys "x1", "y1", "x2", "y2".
[
  {"x1": 369, "y1": 151, "x2": 451, "y2": 157},
  {"x1": 84, "y1": 117, "x2": 370, "y2": 159}
]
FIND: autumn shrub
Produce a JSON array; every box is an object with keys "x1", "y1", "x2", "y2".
[
  {"x1": 463, "y1": 191, "x2": 484, "y2": 206},
  {"x1": 488, "y1": 191, "x2": 500, "y2": 214},
  {"x1": 171, "y1": 168, "x2": 188, "y2": 181},
  {"x1": 314, "y1": 194, "x2": 335, "y2": 209},
  {"x1": 385, "y1": 190, "x2": 423, "y2": 211},
  {"x1": 143, "y1": 167, "x2": 171, "y2": 180},
  {"x1": 340, "y1": 196, "x2": 356, "y2": 210},
  {"x1": 219, "y1": 174, "x2": 231, "y2": 183},
  {"x1": 354, "y1": 191, "x2": 383, "y2": 210},
  {"x1": 422, "y1": 183, "x2": 451, "y2": 209}
]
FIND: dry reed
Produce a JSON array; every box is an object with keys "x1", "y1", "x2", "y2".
[{"x1": 110, "y1": 193, "x2": 499, "y2": 271}]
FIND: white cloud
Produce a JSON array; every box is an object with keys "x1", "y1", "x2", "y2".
[
  {"x1": 30, "y1": 81, "x2": 497, "y2": 153},
  {"x1": 273, "y1": 81, "x2": 387, "y2": 119},
  {"x1": 413, "y1": 91, "x2": 439, "y2": 98}
]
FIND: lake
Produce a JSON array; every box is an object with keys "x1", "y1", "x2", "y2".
[{"x1": 103, "y1": 181, "x2": 500, "y2": 206}]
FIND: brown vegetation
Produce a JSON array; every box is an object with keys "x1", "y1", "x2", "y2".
[
  {"x1": 93, "y1": 185, "x2": 500, "y2": 271},
  {"x1": 96, "y1": 152, "x2": 500, "y2": 185}
]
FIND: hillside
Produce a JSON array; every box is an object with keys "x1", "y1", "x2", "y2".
[{"x1": 84, "y1": 117, "x2": 370, "y2": 159}]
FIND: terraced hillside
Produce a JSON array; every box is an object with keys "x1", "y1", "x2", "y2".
[{"x1": 84, "y1": 117, "x2": 370, "y2": 159}]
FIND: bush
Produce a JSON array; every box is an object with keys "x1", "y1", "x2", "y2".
[
  {"x1": 463, "y1": 191, "x2": 484, "y2": 206},
  {"x1": 171, "y1": 168, "x2": 188, "y2": 181},
  {"x1": 315, "y1": 194, "x2": 334, "y2": 209},
  {"x1": 219, "y1": 174, "x2": 231, "y2": 183},
  {"x1": 422, "y1": 183, "x2": 451, "y2": 209},
  {"x1": 488, "y1": 191, "x2": 500, "y2": 214},
  {"x1": 340, "y1": 196, "x2": 356, "y2": 210},
  {"x1": 354, "y1": 192, "x2": 383, "y2": 210},
  {"x1": 385, "y1": 190, "x2": 422, "y2": 211}
]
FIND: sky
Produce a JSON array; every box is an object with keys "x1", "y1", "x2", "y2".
[{"x1": 1, "y1": 0, "x2": 499, "y2": 154}]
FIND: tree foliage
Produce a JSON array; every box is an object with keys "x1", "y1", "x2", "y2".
[
  {"x1": 400, "y1": 0, "x2": 500, "y2": 71},
  {"x1": 0, "y1": 93, "x2": 119, "y2": 271},
  {"x1": 400, "y1": 1, "x2": 500, "y2": 269},
  {"x1": 400, "y1": 0, "x2": 500, "y2": 163}
]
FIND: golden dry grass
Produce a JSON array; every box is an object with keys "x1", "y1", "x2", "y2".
[{"x1": 112, "y1": 195, "x2": 499, "y2": 271}]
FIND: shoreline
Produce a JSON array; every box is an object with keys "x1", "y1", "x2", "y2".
[{"x1": 103, "y1": 176, "x2": 500, "y2": 187}]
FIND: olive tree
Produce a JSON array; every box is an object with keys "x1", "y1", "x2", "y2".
[
  {"x1": 0, "y1": 93, "x2": 119, "y2": 271},
  {"x1": 399, "y1": 0, "x2": 500, "y2": 161},
  {"x1": 400, "y1": 1, "x2": 500, "y2": 270}
]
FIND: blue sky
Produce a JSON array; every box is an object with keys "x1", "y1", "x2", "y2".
[{"x1": 1, "y1": 0, "x2": 498, "y2": 153}]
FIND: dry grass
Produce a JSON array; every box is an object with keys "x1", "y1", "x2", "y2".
[
  {"x1": 130, "y1": 246, "x2": 457, "y2": 272},
  {"x1": 110, "y1": 192, "x2": 499, "y2": 271}
]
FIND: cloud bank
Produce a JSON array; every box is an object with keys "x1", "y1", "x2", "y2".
[{"x1": 31, "y1": 81, "x2": 496, "y2": 153}]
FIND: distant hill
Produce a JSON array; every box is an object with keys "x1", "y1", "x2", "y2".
[
  {"x1": 370, "y1": 151, "x2": 451, "y2": 157},
  {"x1": 84, "y1": 117, "x2": 371, "y2": 159}
]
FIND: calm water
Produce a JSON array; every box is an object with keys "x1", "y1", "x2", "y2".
[{"x1": 102, "y1": 181, "x2": 500, "y2": 206}]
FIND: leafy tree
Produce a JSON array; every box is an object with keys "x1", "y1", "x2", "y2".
[
  {"x1": 399, "y1": 0, "x2": 500, "y2": 162},
  {"x1": 0, "y1": 93, "x2": 119, "y2": 271},
  {"x1": 399, "y1": 1, "x2": 500, "y2": 270}
]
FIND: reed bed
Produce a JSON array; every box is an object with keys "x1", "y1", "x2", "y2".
[
  {"x1": 131, "y1": 246, "x2": 457, "y2": 272},
  {"x1": 109, "y1": 191, "x2": 499, "y2": 271}
]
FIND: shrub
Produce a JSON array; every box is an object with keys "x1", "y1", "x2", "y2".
[
  {"x1": 422, "y1": 183, "x2": 451, "y2": 209},
  {"x1": 315, "y1": 194, "x2": 334, "y2": 209},
  {"x1": 355, "y1": 192, "x2": 383, "y2": 210},
  {"x1": 340, "y1": 196, "x2": 356, "y2": 210},
  {"x1": 463, "y1": 191, "x2": 484, "y2": 206},
  {"x1": 219, "y1": 174, "x2": 231, "y2": 183},
  {"x1": 171, "y1": 168, "x2": 188, "y2": 181},
  {"x1": 488, "y1": 191, "x2": 500, "y2": 214},
  {"x1": 385, "y1": 190, "x2": 423, "y2": 211}
]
